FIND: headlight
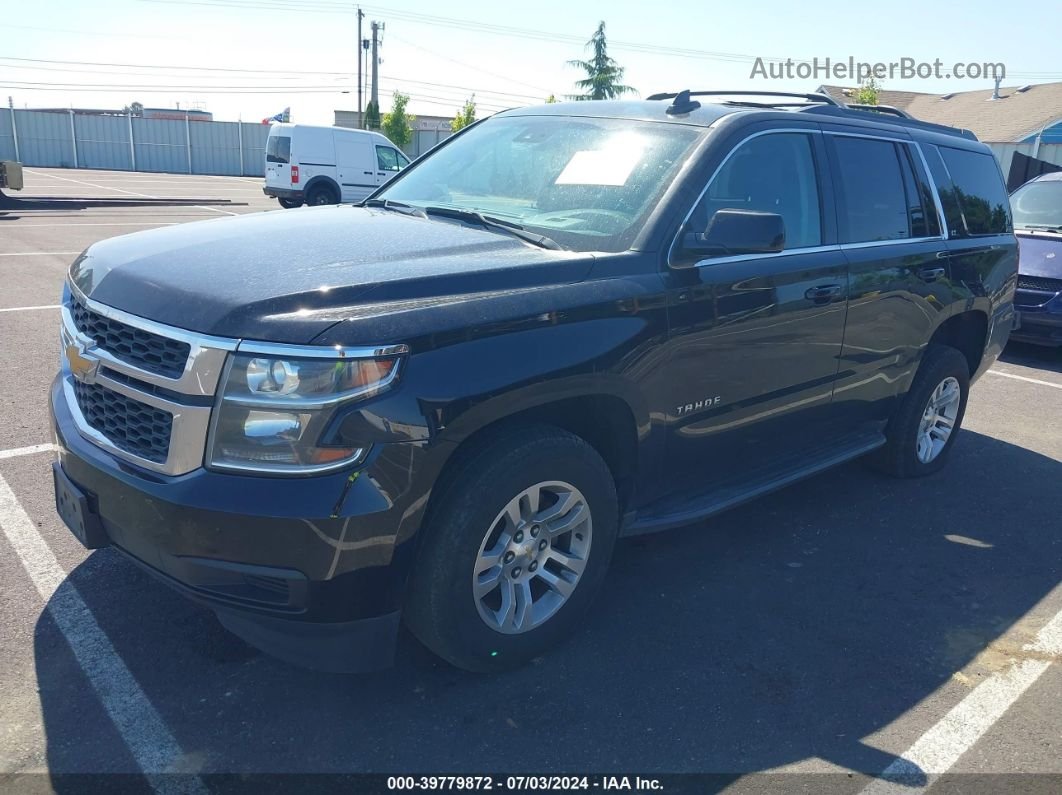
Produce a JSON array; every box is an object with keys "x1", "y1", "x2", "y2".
[{"x1": 206, "y1": 344, "x2": 405, "y2": 474}]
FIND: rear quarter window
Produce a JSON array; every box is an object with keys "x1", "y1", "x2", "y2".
[
  {"x1": 938, "y1": 147, "x2": 1012, "y2": 235},
  {"x1": 266, "y1": 135, "x2": 291, "y2": 164}
]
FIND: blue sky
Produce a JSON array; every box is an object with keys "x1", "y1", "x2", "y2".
[{"x1": 3, "y1": 0, "x2": 1060, "y2": 124}]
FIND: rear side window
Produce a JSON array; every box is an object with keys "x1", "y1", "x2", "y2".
[
  {"x1": 697, "y1": 132, "x2": 822, "y2": 251},
  {"x1": 830, "y1": 136, "x2": 909, "y2": 243},
  {"x1": 938, "y1": 147, "x2": 1012, "y2": 235},
  {"x1": 266, "y1": 135, "x2": 290, "y2": 164}
]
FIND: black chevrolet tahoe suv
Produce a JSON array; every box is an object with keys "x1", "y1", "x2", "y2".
[{"x1": 51, "y1": 90, "x2": 1017, "y2": 673}]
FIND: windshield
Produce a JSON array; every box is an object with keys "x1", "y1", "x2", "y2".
[
  {"x1": 375, "y1": 115, "x2": 702, "y2": 252},
  {"x1": 1011, "y1": 179, "x2": 1062, "y2": 230}
]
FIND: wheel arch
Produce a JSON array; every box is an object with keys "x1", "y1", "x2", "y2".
[
  {"x1": 303, "y1": 175, "x2": 340, "y2": 202},
  {"x1": 925, "y1": 308, "x2": 990, "y2": 379},
  {"x1": 420, "y1": 379, "x2": 652, "y2": 534}
]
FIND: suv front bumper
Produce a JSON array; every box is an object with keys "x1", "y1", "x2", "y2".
[
  {"x1": 1012, "y1": 294, "x2": 1062, "y2": 346},
  {"x1": 50, "y1": 376, "x2": 409, "y2": 672}
]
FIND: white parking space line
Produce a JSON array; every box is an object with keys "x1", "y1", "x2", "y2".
[
  {"x1": 3, "y1": 222, "x2": 178, "y2": 227},
  {"x1": 0, "y1": 444, "x2": 57, "y2": 460},
  {"x1": 860, "y1": 595, "x2": 1062, "y2": 794},
  {"x1": 23, "y1": 168, "x2": 243, "y2": 216},
  {"x1": 0, "y1": 474, "x2": 206, "y2": 793},
  {"x1": 0, "y1": 305, "x2": 61, "y2": 314},
  {"x1": 24, "y1": 168, "x2": 155, "y2": 199},
  {"x1": 987, "y1": 369, "x2": 1062, "y2": 390},
  {"x1": 0, "y1": 252, "x2": 80, "y2": 257}
]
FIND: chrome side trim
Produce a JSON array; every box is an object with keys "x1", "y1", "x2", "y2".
[
  {"x1": 839, "y1": 236, "x2": 943, "y2": 251},
  {"x1": 677, "y1": 244, "x2": 841, "y2": 268}
]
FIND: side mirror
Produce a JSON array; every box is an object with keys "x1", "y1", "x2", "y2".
[{"x1": 677, "y1": 209, "x2": 785, "y2": 264}]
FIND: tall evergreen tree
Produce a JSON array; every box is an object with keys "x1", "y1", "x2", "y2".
[{"x1": 567, "y1": 22, "x2": 635, "y2": 101}]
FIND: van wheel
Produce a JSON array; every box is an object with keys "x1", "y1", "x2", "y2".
[
  {"x1": 869, "y1": 345, "x2": 970, "y2": 478},
  {"x1": 306, "y1": 184, "x2": 338, "y2": 206},
  {"x1": 404, "y1": 426, "x2": 618, "y2": 673},
  {"x1": 277, "y1": 197, "x2": 302, "y2": 209}
]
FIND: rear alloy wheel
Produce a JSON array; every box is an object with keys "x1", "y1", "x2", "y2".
[
  {"x1": 405, "y1": 426, "x2": 618, "y2": 672},
  {"x1": 869, "y1": 345, "x2": 970, "y2": 478},
  {"x1": 306, "y1": 184, "x2": 338, "y2": 206},
  {"x1": 916, "y1": 376, "x2": 961, "y2": 464}
]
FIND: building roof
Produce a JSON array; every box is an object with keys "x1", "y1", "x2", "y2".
[{"x1": 818, "y1": 83, "x2": 1062, "y2": 142}]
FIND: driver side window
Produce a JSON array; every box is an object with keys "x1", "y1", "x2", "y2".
[{"x1": 695, "y1": 132, "x2": 823, "y2": 254}]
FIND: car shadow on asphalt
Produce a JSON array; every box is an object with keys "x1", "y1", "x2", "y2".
[
  {"x1": 0, "y1": 193, "x2": 246, "y2": 218},
  {"x1": 1000, "y1": 341, "x2": 1062, "y2": 374},
  {"x1": 33, "y1": 430, "x2": 1062, "y2": 786}
]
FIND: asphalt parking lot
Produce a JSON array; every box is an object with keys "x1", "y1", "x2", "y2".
[{"x1": 0, "y1": 167, "x2": 1060, "y2": 793}]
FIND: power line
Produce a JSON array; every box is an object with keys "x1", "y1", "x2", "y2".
[
  {"x1": 0, "y1": 60, "x2": 542, "y2": 102},
  {"x1": 386, "y1": 33, "x2": 552, "y2": 96},
  {"x1": 139, "y1": 0, "x2": 798, "y2": 64}
]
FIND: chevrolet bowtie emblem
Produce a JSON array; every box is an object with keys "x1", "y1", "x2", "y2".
[{"x1": 66, "y1": 339, "x2": 101, "y2": 384}]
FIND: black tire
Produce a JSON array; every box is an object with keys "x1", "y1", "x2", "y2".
[
  {"x1": 869, "y1": 345, "x2": 971, "y2": 478},
  {"x1": 404, "y1": 425, "x2": 619, "y2": 673},
  {"x1": 277, "y1": 197, "x2": 302, "y2": 209},
  {"x1": 305, "y1": 183, "x2": 339, "y2": 206}
]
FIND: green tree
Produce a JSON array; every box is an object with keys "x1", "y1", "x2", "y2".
[
  {"x1": 382, "y1": 92, "x2": 414, "y2": 147},
  {"x1": 854, "y1": 77, "x2": 881, "y2": 105},
  {"x1": 363, "y1": 100, "x2": 381, "y2": 130},
  {"x1": 567, "y1": 21, "x2": 635, "y2": 101},
  {"x1": 451, "y1": 95, "x2": 477, "y2": 132},
  {"x1": 122, "y1": 101, "x2": 144, "y2": 117},
  {"x1": 545, "y1": 94, "x2": 558, "y2": 104}
]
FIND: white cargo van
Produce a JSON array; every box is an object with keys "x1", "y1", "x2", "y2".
[{"x1": 263, "y1": 123, "x2": 411, "y2": 208}]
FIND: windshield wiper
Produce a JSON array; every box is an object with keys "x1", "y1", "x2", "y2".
[
  {"x1": 363, "y1": 198, "x2": 427, "y2": 218},
  {"x1": 1018, "y1": 223, "x2": 1062, "y2": 233},
  {"x1": 422, "y1": 205, "x2": 562, "y2": 250}
]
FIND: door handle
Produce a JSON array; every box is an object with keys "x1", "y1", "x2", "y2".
[
  {"x1": 804, "y1": 284, "x2": 842, "y2": 303},
  {"x1": 363, "y1": 170, "x2": 373, "y2": 175},
  {"x1": 918, "y1": 267, "x2": 946, "y2": 282}
]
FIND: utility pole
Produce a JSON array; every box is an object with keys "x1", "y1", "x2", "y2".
[
  {"x1": 370, "y1": 20, "x2": 381, "y2": 110},
  {"x1": 356, "y1": 6, "x2": 364, "y2": 127}
]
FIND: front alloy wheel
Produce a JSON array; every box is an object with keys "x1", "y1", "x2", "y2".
[
  {"x1": 473, "y1": 481, "x2": 592, "y2": 634},
  {"x1": 404, "y1": 425, "x2": 619, "y2": 672}
]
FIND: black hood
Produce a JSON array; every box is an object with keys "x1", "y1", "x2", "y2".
[{"x1": 71, "y1": 206, "x2": 593, "y2": 343}]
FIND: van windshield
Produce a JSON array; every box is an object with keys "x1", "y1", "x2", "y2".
[
  {"x1": 375, "y1": 115, "x2": 702, "y2": 252},
  {"x1": 266, "y1": 135, "x2": 291, "y2": 164},
  {"x1": 1011, "y1": 179, "x2": 1062, "y2": 231}
]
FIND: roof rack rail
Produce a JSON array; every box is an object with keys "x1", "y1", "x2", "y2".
[
  {"x1": 843, "y1": 103, "x2": 912, "y2": 119},
  {"x1": 799, "y1": 104, "x2": 978, "y2": 140},
  {"x1": 647, "y1": 89, "x2": 842, "y2": 107}
]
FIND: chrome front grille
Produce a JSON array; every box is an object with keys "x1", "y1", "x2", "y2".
[
  {"x1": 72, "y1": 380, "x2": 173, "y2": 463},
  {"x1": 71, "y1": 293, "x2": 191, "y2": 379},
  {"x1": 61, "y1": 286, "x2": 238, "y2": 476}
]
